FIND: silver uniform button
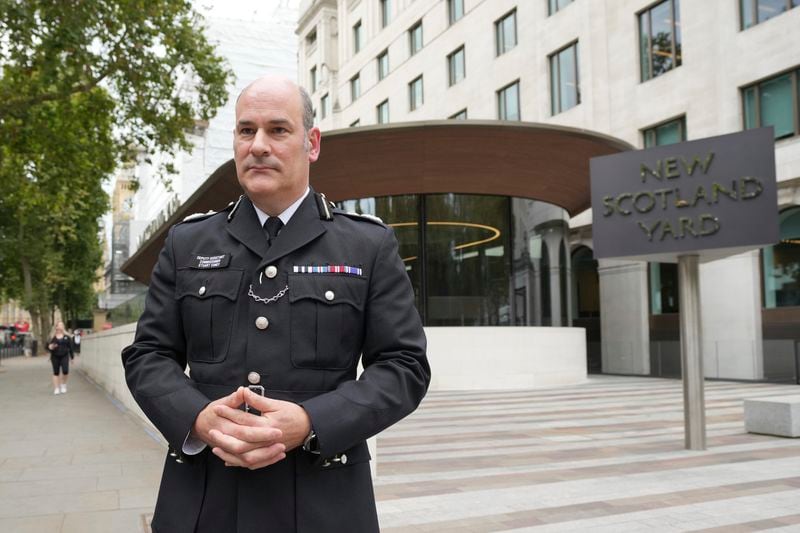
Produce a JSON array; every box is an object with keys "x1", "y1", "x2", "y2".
[
  {"x1": 247, "y1": 371, "x2": 261, "y2": 385},
  {"x1": 340, "y1": 453, "x2": 348, "y2": 465},
  {"x1": 265, "y1": 265, "x2": 278, "y2": 279},
  {"x1": 325, "y1": 290, "x2": 335, "y2": 301},
  {"x1": 198, "y1": 286, "x2": 206, "y2": 296},
  {"x1": 255, "y1": 316, "x2": 269, "y2": 330}
]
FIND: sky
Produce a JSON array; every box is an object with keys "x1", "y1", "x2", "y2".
[{"x1": 193, "y1": 0, "x2": 289, "y2": 21}]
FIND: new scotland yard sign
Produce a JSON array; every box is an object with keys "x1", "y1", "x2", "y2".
[{"x1": 590, "y1": 128, "x2": 778, "y2": 262}]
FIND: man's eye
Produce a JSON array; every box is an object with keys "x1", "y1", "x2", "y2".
[
  {"x1": 273, "y1": 127, "x2": 288, "y2": 134},
  {"x1": 240, "y1": 128, "x2": 256, "y2": 135}
]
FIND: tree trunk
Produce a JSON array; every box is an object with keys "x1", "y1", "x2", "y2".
[{"x1": 39, "y1": 312, "x2": 52, "y2": 356}]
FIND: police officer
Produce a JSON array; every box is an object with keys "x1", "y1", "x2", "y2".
[{"x1": 122, "y1": 75, "x2": 430, "y2": 532}]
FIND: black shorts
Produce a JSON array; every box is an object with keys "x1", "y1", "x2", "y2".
[{"x1": 51, "y1": 355, "x2": 69, "y2": 376}]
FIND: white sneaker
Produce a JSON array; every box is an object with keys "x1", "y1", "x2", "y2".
[
  {"x1": 54, "y1": 388, "x2": 61, "y2": 395},
  {"x1": 60, "y1": 384, "x2": 67, "y2": 393}
]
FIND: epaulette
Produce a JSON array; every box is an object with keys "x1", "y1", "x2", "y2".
[
  {"x1": 182, "y1": 210, "x2": 218, "y2": 223},
  {"x1": 334, "y1": 209, "x2": 386, "y2": 227},
  {"x1": 227, "y1": 195, "x2": 244, "y2": 222},
  {"x1": 315, "y1": 192, "x2": 334, "y2": 221}
]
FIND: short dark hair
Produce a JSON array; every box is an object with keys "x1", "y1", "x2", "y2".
[{"x1": 299, "y1": 86, "x2": 314, "y2": 131}]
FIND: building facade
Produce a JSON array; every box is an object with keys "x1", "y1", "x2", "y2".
[
  {"x1": 297, "y1": 0, "x2": 800, "y2": 381},
  {"x1": 126, "y1": 4, "x2": 300, "y2": 259}
]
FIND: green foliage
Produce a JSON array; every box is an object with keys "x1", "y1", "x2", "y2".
[{"x1": 0, "y1": 0, "x2": 232, "y2": 340}]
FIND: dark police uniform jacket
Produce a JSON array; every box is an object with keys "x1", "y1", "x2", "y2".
[{"x1": 122, "y1": 191, "x2": 430, "y2": 533}]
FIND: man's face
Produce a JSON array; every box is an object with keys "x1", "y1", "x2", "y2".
[{"x1": 233, "y1": 80, "x2": 320, "y2": 213}]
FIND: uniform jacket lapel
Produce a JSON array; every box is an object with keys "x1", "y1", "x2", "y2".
[
  {"x1": 265, "y1": 191, "x2": 326, "y2": 263},
  {"x1": 226, "y1": 193, "x2": 327, "y2": 262},
  {"x1": 226, "y1": 196, "x2": 269, "y2": 259}
]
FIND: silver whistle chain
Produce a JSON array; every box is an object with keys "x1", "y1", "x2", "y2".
[{"x1": 248, "y1": 284, "x2": 289, "y2": 305}]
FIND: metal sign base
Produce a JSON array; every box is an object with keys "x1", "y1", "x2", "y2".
[{"x1": 678, "y1": 254, "x2": 706, "y2": 450}]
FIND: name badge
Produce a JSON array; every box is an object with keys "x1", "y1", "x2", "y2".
[{"x1": 192, "y1": 254, "x2": 230, "y2": 269}]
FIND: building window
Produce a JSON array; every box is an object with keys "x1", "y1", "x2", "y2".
[
  {"x1": 741, "y1": 0, "x2": 799, "y2": 29},
  {"x1": 377, "y1": 49, "x2": 389, "y2": 81},
  {"x1": 449, "y1": 0, "x2": 465, "y2": 24},
  {"x1": 495, "y1": 9, "x2": 517, "y2": 56},
  {"x1": 639, "y1": 0, "x2": 682, "y2": 82},
  {"x1": 409, "y1": 75, "x2": 424, "y2": 111},
  {"x1": 650, "y1": 263, "x2": 679, "y2": 314},
  {"x1": 377, "y1": 99, "x2": 389, "y2": 124},
  {"x1": 643, "y1": 116, "x2": 686, "y2": 147},
  {"x1": 743, "y1": 68, "x2": 800, "y2": 140},
  {"x1": 306, "y1": 28, "x2": 317, "y2": 49},
  {"x1": 350, "y1": 119, "x2": 361, "y2": 127},
  {"x1": 309, "y1": 66, "x2": 317, "y2": 93},
  {"x1": 763, "y1": 207, "x2": 800, "y2": 308},
  {"x1": 320, "y1": 93, "x2": 330, "y2": 120},
  {"x1": 549, "y1": 0, "x2": 574, "y2": 15},
  {"x1": 549, "y1": 42, "x2": 580, "y2": 115},
  {"x1": 353, "y1": 20, "x2": 363, "y2": 54},
  {"x1": 409, "y1": 21, "x2": 423, "y2": 56},
  {"x1": 449, "y1": 109, "x2": 468, "y2": 120},
  {"x1": 448, "y1": 45, "x2": 466, "y2": 86},
  {"x1": 497, "y1": 80, "x2": 520, "y2": 121},
  {"x1": 350, "y1": 74, "x2": 361, "y2": 102},
  {"x1": 380, "y1": 0, "x2": 392, "y2": 28}
]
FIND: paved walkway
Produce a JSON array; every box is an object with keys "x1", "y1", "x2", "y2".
[
  {"x1": 0, "y1": 356, "x2": 163, "y2": 533},
  {"x1": 1, "y1": 356, "x2": 800, "y2": 532}
]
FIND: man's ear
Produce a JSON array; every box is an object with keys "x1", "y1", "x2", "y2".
[{"x1": 307, "y1": 127, "x2": 321, "y2": 163}]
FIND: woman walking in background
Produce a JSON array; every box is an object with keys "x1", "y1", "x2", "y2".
[{"x1": 47, "y1": 321, "x2": 73, "y2": 395}]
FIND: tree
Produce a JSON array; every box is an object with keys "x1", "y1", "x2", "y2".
[{"x1": 0, "y1": 0, "x2": 232, "y2": 350}]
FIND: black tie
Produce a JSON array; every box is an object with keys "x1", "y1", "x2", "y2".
[{"x1": 263, "y1": 217, "x2": 284, "y2": 247}]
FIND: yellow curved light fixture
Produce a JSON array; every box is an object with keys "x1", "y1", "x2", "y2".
[{"x1": 389, "y1": 221, "x2": 502, "y2": 263}]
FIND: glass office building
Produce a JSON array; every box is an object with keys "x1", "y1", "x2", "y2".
[{"x1": 338, "y1": 194, "x2": 571, "y2": 327}]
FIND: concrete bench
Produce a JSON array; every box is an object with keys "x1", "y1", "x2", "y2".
[{"x1": 744, "y1": 395, "x2": 800, "y2": 438}]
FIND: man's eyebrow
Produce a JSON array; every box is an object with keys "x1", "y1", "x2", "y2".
[{"x1": 236, "y1": 118, "x2": 293, "y2": 127}]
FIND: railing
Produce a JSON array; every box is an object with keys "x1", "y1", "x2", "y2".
[{"x1": 0, "y1": 344, "x2": 25, "y2": 362}]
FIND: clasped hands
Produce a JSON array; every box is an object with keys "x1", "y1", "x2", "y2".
[{"x1": 192, "y1": 387, "x2": 311, "y2": 470}]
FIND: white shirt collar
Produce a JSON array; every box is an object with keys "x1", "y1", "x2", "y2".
[{"x1": 252, "y1": 187, "x2": 311, "y2": 227}]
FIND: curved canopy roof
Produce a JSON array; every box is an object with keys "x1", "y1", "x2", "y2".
[{"x1": 122, "y1": 121, "x2": 631, "y2": 284}]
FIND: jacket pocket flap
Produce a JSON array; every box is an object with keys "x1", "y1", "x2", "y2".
[
  {"x1": 175, "y1": 269, "x2": 244, "y2": 301},
  {"x1": 288, "y1": 274, "x2": 366, "y2": 310}
]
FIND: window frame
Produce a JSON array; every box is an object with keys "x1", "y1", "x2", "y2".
[
  {"x1": 377, "y1": 99, "x2": 390, "y2": 124},
  {"x1": 377, "y1": 49, "x2": 390, "y2": 81},
  {"x1": 320, "y1": 93, "x2": 330, "y2": 120},
  {"x1": 305, "y1": 28, "x2": 317, "y2": 50},
  {"x1": 449, "y1": 108, "x2": 468, "y2": 120},
  {"x1": 638, "y1": 0, "x2": 682, "y2": 82},
  {"x1": 409, "y1": 75, "x2": 424, "y2": 112},
  {"x1": 494, "y1": 9, "x2": 518, "y2": 57},
  {"x1": 408, "y1": 20, "x2": 423, "y2": 56},
  {"x1": 641, "y1": 115, "x2": 687, "y2": 148},
  {"x1": 548, "y1": 0, "x2": 575, "y2": 16},
  {"x1": 741, "y1": 66, "x2": 800, "y2": 140},
  {"x1": 353, "y1": 20, "x2": 363, "y2": 54},
  {"x1": 740, "y1": 0, "x2": 799, "y2": 30},
  {"x1": 497, "y1": 79, "x2": 521, "y2": 121},
  {"x1": 350, "y1": 74, "x2": 361, "y2": 102},
  {"x1": 549, "y1": 40, "x2": 580, "y2": 115},
  {"x1": 448, "y1": 0, "x2": 465, "y2": 24},
  {"x1": 380, "y1": 0, "x2": 392, "y2": 28},
  {"x1": 447, "y1": 45, "x2": 466, "y2": 87}
]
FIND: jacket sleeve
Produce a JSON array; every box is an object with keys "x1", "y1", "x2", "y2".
[
  {"x1": 121, "y1": 226, "x2": 211, "y2": 450},
  {"x1": 299, "y1": 226, "x2": 431, "y2": 457}
]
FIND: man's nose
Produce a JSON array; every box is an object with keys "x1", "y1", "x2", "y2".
[{"x1": 250, "y1": 129, "x2": 271, "y2": 156}]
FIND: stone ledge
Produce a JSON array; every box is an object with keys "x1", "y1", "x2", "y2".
[{"x1": 744, "y1": 395, "x2": 800, "y2": 437}]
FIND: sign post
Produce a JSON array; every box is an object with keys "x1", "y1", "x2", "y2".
[
  {"x1": 678, "y1": 253, "x2": 705, "y2": 449},
  {"x1": 590, "y1": 128, "x2": 778, "y2": 450}
]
